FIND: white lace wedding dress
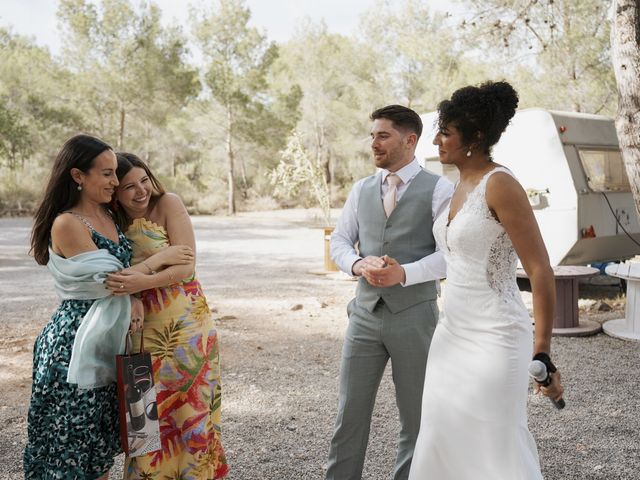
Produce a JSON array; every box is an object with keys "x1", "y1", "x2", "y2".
[{"x1": 408, "y1": 167, "x2": 543, "y2": 480}]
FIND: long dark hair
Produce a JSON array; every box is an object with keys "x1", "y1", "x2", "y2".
[
  {"x1": 30, "y1": 134, "x2": 112, "y2": 265},
  {"x1": 112, "y1": 152, "x2": 166, "y2": 231}
]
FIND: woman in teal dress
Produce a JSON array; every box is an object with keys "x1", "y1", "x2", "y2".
[
  {"x1": 26, "y1": 136, "x2": 193, "y2": 479},
  {"x1": 25, "y1": 135, "x2": 141, "y2": 479}
]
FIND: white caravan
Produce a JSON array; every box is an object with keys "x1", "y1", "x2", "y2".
[{"x1": 417, "y1": 108, "x2": 640, "y2": 266}]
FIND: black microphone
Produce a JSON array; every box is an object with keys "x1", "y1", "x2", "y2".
[{"x1": 528, "y1": 360, "x2": 566, "y2": 409}]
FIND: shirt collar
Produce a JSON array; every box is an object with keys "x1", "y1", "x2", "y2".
[{"x1": 381, "y1": 157, "x2": 421, "y2": 185}]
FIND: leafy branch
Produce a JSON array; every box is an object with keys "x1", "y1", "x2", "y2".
[{"x1": 270, "y1": 131, "x2": 331, "y2": 225}]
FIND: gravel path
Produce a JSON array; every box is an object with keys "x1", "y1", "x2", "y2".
[{"x1": 0, "y1": 211, "x2": 638, "y2": 480}]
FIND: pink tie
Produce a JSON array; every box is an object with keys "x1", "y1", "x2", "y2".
[{"x1": 383, "y1": 173, "x2": 403, "y2": 217}]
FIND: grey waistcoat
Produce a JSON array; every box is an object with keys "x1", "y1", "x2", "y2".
[{"x1": 356, "y1": 169, "x2": 439, "y2": 314}]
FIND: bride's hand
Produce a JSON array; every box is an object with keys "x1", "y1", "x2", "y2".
[{"x1": 537, "y1": 370, "x2": 564, "y2": 402}]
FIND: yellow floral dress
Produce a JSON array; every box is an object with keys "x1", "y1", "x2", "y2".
[{"x1": 125, "y1": 218, "x2": 228, "y2": 479}]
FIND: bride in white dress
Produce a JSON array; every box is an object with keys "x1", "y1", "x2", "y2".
[{"x1": 409, "y1": 81, "x2": 564, "y2": 480}]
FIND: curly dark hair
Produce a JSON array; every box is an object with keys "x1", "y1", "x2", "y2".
[{"x1": 437, "y1": 81, "x2": 519, "y2": 155}]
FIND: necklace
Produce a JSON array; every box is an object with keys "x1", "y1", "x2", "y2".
[{"x1": 69, "y1": 206, "x2": 113, "y2": 223}]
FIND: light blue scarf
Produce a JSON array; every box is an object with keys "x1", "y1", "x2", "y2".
[{"x1": 48, "y1": 248, "x2": 131, "y2": 389}]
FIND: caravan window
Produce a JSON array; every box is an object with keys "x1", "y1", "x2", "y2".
[
  {"x1": 578, "y1": 148, "x2": 630, "y2": 192},
  {"x1": 424, "y1": 157, "x2": 459, "y2": 183}
]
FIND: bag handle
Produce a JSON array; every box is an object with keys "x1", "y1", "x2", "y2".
[{"x1": 125, "y1": 329, "x2": 145, "y2": 356}]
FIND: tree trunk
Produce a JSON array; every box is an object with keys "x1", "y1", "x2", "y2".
[
  {"x1": 314, "y1": 124, "x2": 331, "y2": 184},
  {"x1": 611, "y1": 0, "x2": 640, "y2": 217},
  {"x1": 226, "y1": 105, "x2": 236, "y2": 215},
  {"x1": 328, "y1": 146, "x2": 335, "y2": 204},
  {"x1": 239, "y1": 156, "x2": 249, "y2": 198},
  {"x1": 143, "y1": 120, "x2": 151, "y2": 163},
  {"x1": 118, "y1": 107, "x2": 126, "y2": 149},
  {"x1": 9, "y1": 143, "x2": 17, "y2": 171}
]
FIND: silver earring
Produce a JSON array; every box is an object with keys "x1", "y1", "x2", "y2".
[
  {"x1": 77, "y1": 184, "x2": 82, "y2": 191},
  {"x1": 466, "y1": 150, "x2": 472, "y2": 157}
]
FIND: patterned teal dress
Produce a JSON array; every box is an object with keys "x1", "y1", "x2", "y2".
[{"x1": 24, "y1": 226, "x2": 132, "y2": 479}]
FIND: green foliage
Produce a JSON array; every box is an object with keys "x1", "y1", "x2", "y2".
[
  {"x1": 0, "y1": 171, "x2": 43, "y2": 216},
  {"x1": 457, "y1": 0, "x2": 616, "y2": 114},
  {"x1": 57, "y1": 0, "x2": 199, "y2": 149},
  {"x1": 0, "y1": 0, "x2": 621, "y2": 215},
  {"x1": 0, "y1": 26, "x2": 82, "y2": 173},
  {"x1": 269, "y1": 21, "x2": 379, "y2": 200},
  {"x1": 358, "y1": 0, "x2": 500, "y2": 114},
  {"x1": 191, "y1": 0, "x2": 298, "y2": 214},
  {"x1": 192, "y1": 0, "x2": 276, "y2": 108},
  {"x1": 0, "y1": 102, "x2": 30, "y2": 170}
]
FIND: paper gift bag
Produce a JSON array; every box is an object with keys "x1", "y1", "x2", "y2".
[{"x1": 115, "y1": 332, "x2": 161, "y2": 457}]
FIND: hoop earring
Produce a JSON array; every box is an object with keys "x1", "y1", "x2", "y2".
[
  {"x1": 77, "y1": 184, "x2": 83, "y2": 191},
  {"x1": 466, "y1": 150, "x2": 472, "y2": 157}
]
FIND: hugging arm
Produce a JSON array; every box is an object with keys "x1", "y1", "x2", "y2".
[{"x1": 106, "y1": 194, "x2": 197, "y2": 294}]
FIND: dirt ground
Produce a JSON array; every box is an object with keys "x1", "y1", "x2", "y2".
[{"x1": 0, "y1": 210, "x2": 636, "y2": 480}]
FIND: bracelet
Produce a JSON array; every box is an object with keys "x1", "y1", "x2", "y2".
[{"x1": 142, "y1": 261, "x2": 157, "y2": 275}]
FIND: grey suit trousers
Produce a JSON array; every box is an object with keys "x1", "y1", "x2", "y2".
[{"x1": 326, "y1": 297, "x2": 439, "y2": 480}]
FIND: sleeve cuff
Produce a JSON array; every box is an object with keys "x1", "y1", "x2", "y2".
[
  {"x1": 348, "y1": 255, "x2": 363, "y2": 276},
  {"x1": 400, "y1": 262, "x2": 419, "y2": 287}
]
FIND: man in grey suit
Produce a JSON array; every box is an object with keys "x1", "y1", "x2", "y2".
[{"x1": 326, "y1": 105, "x2": 454, "y2": 480}]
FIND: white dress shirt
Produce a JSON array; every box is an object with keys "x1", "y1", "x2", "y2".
[{"x1": 331, "y1": 158, "x2": 454, "y2": 286}]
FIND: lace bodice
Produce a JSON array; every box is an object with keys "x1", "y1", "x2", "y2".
[{"x1": 434, "y1": 167, "x2": 524, "y2": 309}]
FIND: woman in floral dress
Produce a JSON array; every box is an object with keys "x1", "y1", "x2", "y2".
[{"x1": 105, "y1": 152, "x2": 228, "y2": 479}]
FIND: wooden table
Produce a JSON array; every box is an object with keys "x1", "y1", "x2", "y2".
[
  {"x1": 517, "y1": 265, "x2": 601, "y2": 337},
  {"x1": 603, "y1": 263, "x2": 640, "y2": 341}
]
